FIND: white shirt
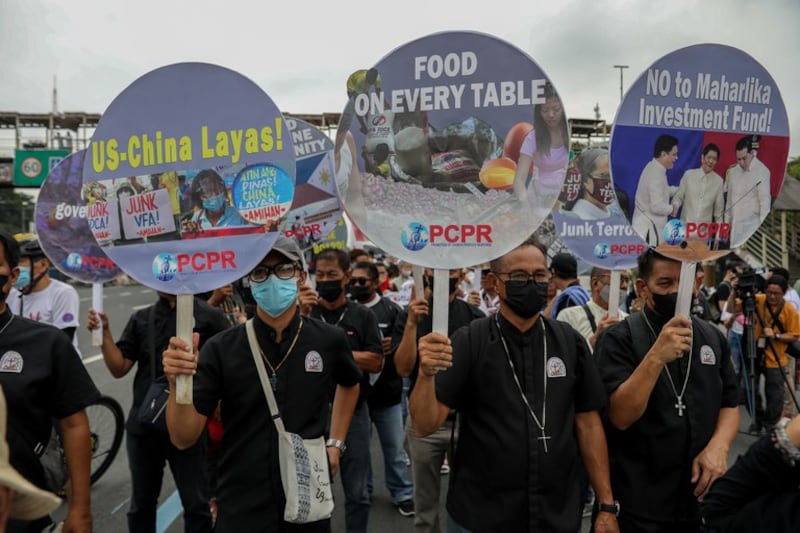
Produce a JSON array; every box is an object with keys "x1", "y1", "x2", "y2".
[
  {"x1": 725, "y1": 156, "x2": 771, "y2": 246},
  {"x1": 785, "y1": 288, "x2": 800, "y2": 312},
  {"x1": 672, "y1": 168, "x2": 724, "y2": 223},
  {"x1": 556, "y1": 299, "x2": 627, "y2": 353},
  {"x1": 632, "y1": 159, "x2": 674, "y2": 245},
  {"x1": 9, "y1": 279, "x2": 81, "y2": 353}
]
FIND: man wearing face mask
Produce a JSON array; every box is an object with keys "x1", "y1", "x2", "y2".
[
  {"x1": 556, "y1": 268, "x2": 629, "y2": 352},
  {"x1": 392, "y1": 268, "x2": 485, "y2": 533},
  {"x1": 594, "y1": 248, "x2": 739, "y2": 532},
  {"x1": 7, "y1": 237, "x2": 81, "y2": 354},
  {"x1": 349, "y1": 262, "x2": 414, "y2": 517},
  {"x1": 162, "y1": 237, "x2": 362, "y2": 531},
  {"x1": 87, "y1": 286, "x2": 228, "y2": 533},
  {"x1": 310, "y1": 250, "x2": 383, "y2": 533},
  {"x1": 410, "y1": 237, "x2": 617, "y2": 533}
]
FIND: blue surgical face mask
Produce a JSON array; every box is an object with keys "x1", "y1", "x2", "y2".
[
  {"x1": 202, "y1": 193, "x2": 226, "y2": 212},
  {"x1": 250, "y1": 276, "x2": 298, "y2": 317},
  {"x1": 14, "y1": 266, "x2": 31, "y2": 290}
]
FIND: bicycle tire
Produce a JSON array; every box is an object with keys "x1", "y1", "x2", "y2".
[{"x1": 86, "y1": 395, "x2": 125, "y2": 484}]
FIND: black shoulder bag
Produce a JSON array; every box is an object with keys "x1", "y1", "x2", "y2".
[{"x1": 136, "y1": 306, "x2": 170, "y2": 431}]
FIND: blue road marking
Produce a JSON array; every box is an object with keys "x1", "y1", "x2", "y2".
[{"x1": 156, "y1": 490, "x2": 183, "y2": 533}]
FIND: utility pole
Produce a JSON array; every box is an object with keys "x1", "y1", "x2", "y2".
[{"x1": 613, "y1": 65, "x2": 629, "y2": 102}]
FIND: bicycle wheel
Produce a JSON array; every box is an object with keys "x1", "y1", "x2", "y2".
[{"x1": 86, "y1": 395, "x2": 125, "y2": 484}]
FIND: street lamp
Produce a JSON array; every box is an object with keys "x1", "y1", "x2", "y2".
[{"x1": 613, "y1": 65, "x2": 629, "y2": 102}]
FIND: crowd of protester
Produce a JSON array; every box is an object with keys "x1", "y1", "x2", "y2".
[{"x1": 0, "y1": 228, "x2": 799, "y2": 532}]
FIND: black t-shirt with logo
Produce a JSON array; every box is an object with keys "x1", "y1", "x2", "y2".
[
  {"x1": 0, "y1": 308, "x2": 101, "y2": 490},
  {"x1": 193, "y1": 310, "x2": 361, "y2": 531},
  {"x1": 311, "y1": 299, "x2": 383, "y2": 404}
]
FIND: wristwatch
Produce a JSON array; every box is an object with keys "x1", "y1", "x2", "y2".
[
  {"x1": 598, "y1": 501, "x2": 620, "y2": 516},
  {"x1": 326, "y1": 438, "x2": 347, "y2": 455},
  {"x1": 775, "y1": 333, "x2": 782, "y2": 341}
]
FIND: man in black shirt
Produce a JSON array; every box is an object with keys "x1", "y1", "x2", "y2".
[
  {"x1": 595, "y1": 248, "x2": 739, "y2": 532},
  {"x1": 410, "y1": 238, "x2": 617, "y2": 533},
  {"x1": 88, "y1": 291, "x2": 229, "y2": 533},
  {"x1": 349, "y1": 261, "x2": 414, "y2": 516},
  {"x1": 393, "y1": 268, "x2": 484, "y2": 533},
  {"x1": 0, "y1": 231, "x2": 99, "y2": 533},
  {"x1": 310, "y1": 250, "x2": 383, "y2": 533},
  {"x1": 163, "y1": 237, "x2": 362, "y2": 532}
]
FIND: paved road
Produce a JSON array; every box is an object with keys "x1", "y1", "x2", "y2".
[{"x1": 52, "y1": 283, "x2": 767, "y2": 532}]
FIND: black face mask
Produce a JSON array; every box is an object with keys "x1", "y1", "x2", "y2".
[
  {"x1": 651, "y1": 292, "x2": 678, "y2": 318},
  {"x1": 503, "y1": 280, "x2": 549, "y2": 319},
  {"x1": 317, "y1": 280, "x2": 344, "y2": 302},
  {"x1": 0, "y1": 274, "x2": 7, "y2": 303},
  {"x1": 349, "y1": 285, "x2": 371, "y2": 302}
]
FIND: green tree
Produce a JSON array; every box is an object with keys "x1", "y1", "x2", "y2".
[
  {"x1": 787, "y1": 156, "x2": 800, "y2": 180},
  {"x1": 0, "y1": 189, "x2": 36, "y2": 234}
]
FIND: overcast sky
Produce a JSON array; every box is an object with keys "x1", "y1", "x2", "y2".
[{"x1": 1, "y1": 0, "x2": 798, "y2": 156}]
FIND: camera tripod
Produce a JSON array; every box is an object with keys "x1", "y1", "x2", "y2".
[{"x1": 740, "y1": 296, "x2": 800, "y2": 433}]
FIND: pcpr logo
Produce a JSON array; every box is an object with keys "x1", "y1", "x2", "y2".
[
  {"x1": 662, "y1": 219, "x2": 730, "y2": 246},
  {"x1": 153, "y1": 253, "x2": 178, "y2": 282},
  {"x1": 594, "y1": 243, "x2": 610, "y2": 259},
  {"x1": 65, "y1": 253, "x2": 83, "y2": 271},
  {"x1": 401, "y1": 223, "x2": 429, "y2": 251}
]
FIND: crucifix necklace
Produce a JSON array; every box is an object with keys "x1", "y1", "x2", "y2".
[
  {"x1": 256, "y1": 319, "x2": 303, "y2": 391},
  {"x1": 642, "y1": 311, "x2": 693, "y2": 417},
  {"x1": 495, "y1": 314, "x2": 550, "y2": 453}
]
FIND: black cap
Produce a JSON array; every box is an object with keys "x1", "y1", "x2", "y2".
[
  {"x1": 0, "y1": 231, "x2": 20, "y2": 269},
  {"x1": 550, "y1": 252, "x2": 577, "y2": 279}
]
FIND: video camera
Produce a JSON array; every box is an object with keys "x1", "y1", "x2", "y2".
[{"x1": 735, "y1": 267, "x2": 761, "y2": 300}]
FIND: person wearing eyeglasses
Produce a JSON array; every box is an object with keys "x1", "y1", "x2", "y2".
[
  {"x1": 310, "y1": 249, "x2": 383, "y2": 533},
  {"x1": 162, "y1": 237, "x2": 362, "y2": 532},
  {"x1": 409, "y1": 236, "x2": 617, "y2": 533},
  {"x1": 349, "y1": 261, "x2": 415, "y2": 517}
]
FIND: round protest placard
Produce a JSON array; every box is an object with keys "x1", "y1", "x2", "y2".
[
  {"x1": 545, "y1": 149, "x2": 648, "y2": 270},
  {"x1": 281, "y1": 118, "x2": 341, "y2": 267},
  {"x1": 335, "y1": 31, "x2": 566, "y2": 268},
  {"x1": 610, "y1": 44, "x2": 789, "y2": 259},
  {"x1": 82, "y1": 62, "x2": 296, "y2": 293},
  {"x1": 34, "y1": 150, "x2": 120, "y2": 283}
]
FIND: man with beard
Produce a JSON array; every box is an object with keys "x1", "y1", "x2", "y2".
[
  {"x1": 594, "y1": 248, "x2": 739, "y2": 532},
  {"x1": 349, "y1": 261, "x2": 414, "y2": 516},
  {"x1": 410, "y1": 237, "x2": 617, "y2": 532},
  {"x1": 311, "y1": 250, "x2": 383, "y2": 533}
]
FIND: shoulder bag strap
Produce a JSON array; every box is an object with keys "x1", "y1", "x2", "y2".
[
  {"x1": 245, "y1": 319, "x2": 287, "y2": 434},
  {"x1": 767, "y1": 301, "x2": 786, "y2": 333},
  {"x1": 582, "y1": 304, "x2": 597, "y2": 333}
]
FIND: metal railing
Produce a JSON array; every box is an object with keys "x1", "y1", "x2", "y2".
[{"x1": 744, "y1": 210, "x2": 800, "y2": 270}]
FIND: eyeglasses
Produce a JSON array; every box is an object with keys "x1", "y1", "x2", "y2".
[
  {"x1": 248, "y1": 262, "x2": 298, "y2": 282},
  {"x1": 495, "y1": 270, "x2": 552, "y2": 285},
  {"x1": 350, "y1": 277, "x2": 373, "y2": 286}
]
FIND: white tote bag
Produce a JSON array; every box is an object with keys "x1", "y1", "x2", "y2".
[{"x1": 245, "y1": 319, "x2": 334, "y2": 523}]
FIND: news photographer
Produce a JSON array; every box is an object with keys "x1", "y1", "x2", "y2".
[{"x1": 729, "y1": 272, "x2": 800, "y2": 433}]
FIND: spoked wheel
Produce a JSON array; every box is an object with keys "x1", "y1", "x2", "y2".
[{"x1": 86, "y1": 395, "x2": 125, "y2": 484}]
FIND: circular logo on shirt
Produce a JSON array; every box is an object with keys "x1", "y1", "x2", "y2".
[
  {"x1": 401, "y1": 222, "x2": 428, "y2": 251},
  {"x1": 62, "y1": 313, "x2": 74, "y2": 323},
  {"x1": 593, "y1": 242, "x2": 610, "y2": 259},
  {"x1": 662, "y1": 219, "x2": 686, "y2": 246},
  {"x1": 152, "y1": 253, "x2": 178, "y2": 282}
]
